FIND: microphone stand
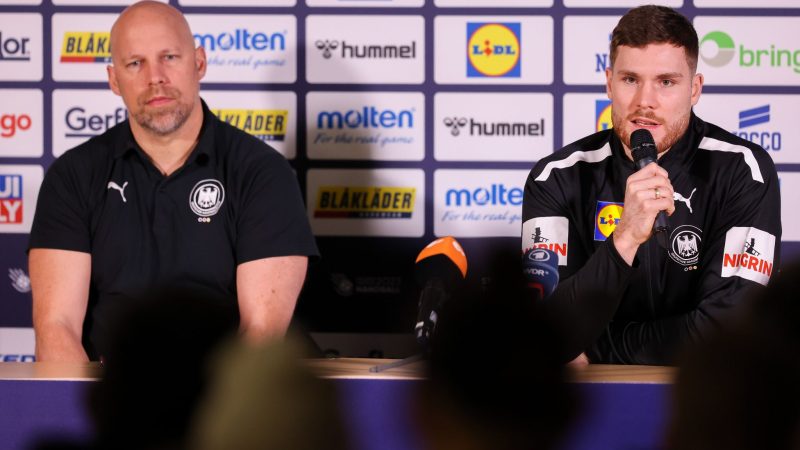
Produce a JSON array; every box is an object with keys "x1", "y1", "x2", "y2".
[{"x1": 369, "y1": 353, "x2": 424, "y2": 373}]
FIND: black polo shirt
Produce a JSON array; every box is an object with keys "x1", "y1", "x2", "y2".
[{"x1": 29, "y1": 100, "x2": 318, "y2": 359}]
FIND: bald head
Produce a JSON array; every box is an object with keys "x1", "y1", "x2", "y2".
[{"x1": 110, "y1": 1, "x2": 195, "y2": 65}]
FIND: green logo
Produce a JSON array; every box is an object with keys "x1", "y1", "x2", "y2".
[{"x1": 700, "y1": 31, "x2": 735, "y2": 67}]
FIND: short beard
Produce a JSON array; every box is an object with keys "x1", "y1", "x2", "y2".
[
  {"x1": 612, "y1": 109, "x2": 691, "y2": 154},
  {"x1": 134, "y1": 89, "x2": 193, "y2": 136}
]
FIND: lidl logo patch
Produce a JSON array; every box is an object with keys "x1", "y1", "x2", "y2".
[
  {"x1": 466, "y1": 22, "x2": 521, "y2": 78},
  {"x1": 596, "y1": 100, "x2": 612, "y2": 132},
  {"x1": 594, "y1": 201, "x2": 623, "y2": 241}
]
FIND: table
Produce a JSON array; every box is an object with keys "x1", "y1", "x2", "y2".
[{"x1": 0, "y1": 361, "x2": 675, "y2": 450}]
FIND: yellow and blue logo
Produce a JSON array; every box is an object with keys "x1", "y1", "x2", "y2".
[
  {"x1": 594, "y1": 201, "x2": 623, "y2": 241},
  {"x1": 595, "y1": 100, "x2": 612, "y2": 132},
  {"x1": 315, "y1": 186, "x2": 416, "y2": 219},
  {"x1": 60, "y1": 32, "x2": 111, "y2": 63},
  {"x1": 466, "y1": 22, "x2": 521, "y2": 78},
  {"x1": 212, "y1": 109, "x2": 288, "y2": 142}
]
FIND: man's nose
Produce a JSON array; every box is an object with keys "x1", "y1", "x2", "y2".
[
  {"x1": 634, "y1": 81, "x2": 658, "y2": 109},
  {"x1": 146, "y1": 61, "x2": 167, "y2": 85}
]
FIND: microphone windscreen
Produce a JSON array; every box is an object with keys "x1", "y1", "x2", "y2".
[
  {"x1": 522, "y1": 248, "x2": 560, "y2": 299},
  {"x1": 415, "y1": 236, "x2": 467, "y2": 278},
  {"x1": 630, "y1": 128, "x2": 657, "y2": 163}
]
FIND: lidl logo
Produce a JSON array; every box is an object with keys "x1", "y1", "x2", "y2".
[
  {"x1": 315, "y1": 186, "x2": 415, "y2": 218},
  {"x1": 60, "y1": 32, "x2": 111, "y2": 63},
  {"x1": 0, "y1": 174, "x2": 23, "y2": 224},
  {"x1": 594, "y1": 201, "x2": 623, "y2": 241},
  {"x1": 595, "y1": 100, "x2": 612, "y2": 132},
  {"x1": 700, "y1": 30, "x2": 800, "y2": 75},
  {"x1": 213, "y1": 109, "x2": 287, "y2": 142},
  {"x1": 466, "y1": 22, "x2": 521, "y2": 78}
]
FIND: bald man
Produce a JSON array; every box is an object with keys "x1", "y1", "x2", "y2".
[{"x1": 29, "y1": 2, "x2": 318, "y2": 362}]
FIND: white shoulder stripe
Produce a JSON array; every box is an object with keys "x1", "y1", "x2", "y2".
[
  {"x1": 699, "y1": 137, "x2": 764, "y2": 183},
  {"x1": 534, "y1": 143, "x2": 612, "y2": 182}
]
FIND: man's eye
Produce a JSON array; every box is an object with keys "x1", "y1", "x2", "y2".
[
  {"x1": 126, "y1": 60, "x2": 140, "y2": 68},
  {"x1": 661, "y1": 79, "x2": 675, "y2": 87}
]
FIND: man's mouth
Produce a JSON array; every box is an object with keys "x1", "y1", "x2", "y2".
[
  {"x1": 630, "y1": 117, "x2": 660, "y2": 127},
  {"x1": 145, "y1": 96, "x2": 173, "y2": 107}
]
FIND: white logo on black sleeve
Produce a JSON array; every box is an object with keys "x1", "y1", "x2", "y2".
[
  {"x1": 668, "y1": 225, "x2": 702, "y2": 269},
  {"x1": 190, "y1": 179, "x2": 225, "y2": 222}
]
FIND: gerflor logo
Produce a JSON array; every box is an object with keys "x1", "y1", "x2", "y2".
[
  {"x1": 700, "y1": 30, "x2": 800, "y2": 75},
  {"x1": 0, "y1": 31, "x2": 31, "y2": 62}
]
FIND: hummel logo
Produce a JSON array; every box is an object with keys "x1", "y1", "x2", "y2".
[
  {"x1": 673, "y1": 188, "x2": 696, "y2": 214},
  {"x1": 443, "y1": 117, "x2": 467, "y2": 136},
  {"x1": 107, "y1": 181, "x2": 128, "y2": 203}
]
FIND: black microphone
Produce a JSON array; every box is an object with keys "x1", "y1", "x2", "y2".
[
  {"x1": 521, "y1": 248, "x2": 560, "y2": 301},
  {"x1": 630, "y1": 129, "x2": 670, "y2": 248},
  {"x1": 414, "y1": 236, "x2": 467, "y2": 350}
]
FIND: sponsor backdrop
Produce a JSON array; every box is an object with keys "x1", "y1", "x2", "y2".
[{"x1": 0, "y1": 1, "x2": 798, "y2": 358}]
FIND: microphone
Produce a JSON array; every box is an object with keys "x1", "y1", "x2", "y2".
[
  {"x1": 521, "y1": 248, "x2": 559, "y2": 300},
  {"x1": 630, "y1": 129, "x2": 670, "y2": 248},
  {"x1": 414, "y1": 236, "x2": 467, "y2": 350}
]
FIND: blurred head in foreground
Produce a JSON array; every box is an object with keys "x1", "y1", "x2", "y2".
[
  {"x1": 88, "y1": 287, "x2": 238, "y2": 450},
  {"x1": 188, "y1": 339, "x2": 349, "y2": 450},
  {"x1": 415, "y1": 283, "x2": 579, "y2": 450},
  {"x1": 667, "y1": 262, "x2": 800, "y2": 450}
]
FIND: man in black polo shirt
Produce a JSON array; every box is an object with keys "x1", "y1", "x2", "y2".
[{"x1": 29, "y1": 1, "x2": 318, "y2": 362}]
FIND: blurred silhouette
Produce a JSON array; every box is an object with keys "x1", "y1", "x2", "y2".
[
  {"x1": 87, "y1": 287, "x2": 238, "y2": 450},
  {"x1": 667, "y1": 262, "x2": 800, "y2": 450},
  {"x1": 414, "y1": 277, "x2": 580, "y2": 450},
  {"x1": 187, "y1": 339, "x2": 350, "y2": 450}
]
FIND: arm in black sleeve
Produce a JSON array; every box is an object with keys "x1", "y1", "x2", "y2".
[
  {"x1": 522, "y1": 164, "x2": 637, "y2": 361},
  {"x1": 593, "y1": 149, "x2": 782, "y2": 365}
]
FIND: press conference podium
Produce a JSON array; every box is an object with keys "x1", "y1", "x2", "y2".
[{"x1": 0, "y1": 360, "x2": 675, "y2": 450}]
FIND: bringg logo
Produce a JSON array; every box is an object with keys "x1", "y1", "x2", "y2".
[
  {"x1": 701, "y1": 30, "x2": 800, "y2": 74},
  {"x1": 445, "y1": 184, "x2": 523, "y2": 207},
  {"x1": 65, "y1": 107, "x2": 127, "y2": 138},
  {"x1": 317, "y1": 107, "x2": 414, "y2": 130},
  {"x1": 700, "y1": 31, "x2": 735, "y2": 67},
  {"x1": 1, "y1": 113, "x2": 32, "y2": 138},
  {"x1": 194, "y1": 29, "x2": 286, "y2": 52}
]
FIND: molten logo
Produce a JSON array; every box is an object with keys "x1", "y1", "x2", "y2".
[
  {"x1": 60, "y1": 31, "x2": 111, "y2": 63},
  {"x1": 467, "y1": 22, "x2": 521, "y2": 78},
  {"x1": 594, "y1": 201, "x2": 623, "y2": 241},
  {"x1": 0, "y1": 174, "x2": 23, "y2": 224}
]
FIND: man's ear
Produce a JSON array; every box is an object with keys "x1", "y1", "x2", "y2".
[
  {"x1": 107, "y1": 65, "x2": 121, "y2": 96},
  {"x1": 195, "y1": 46, "x2": 207, "y2": 80},
  {"x1": 690, "y1": 72, "x2": 704, "y2": 107}
]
